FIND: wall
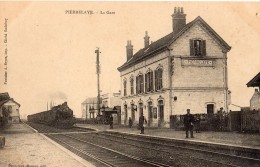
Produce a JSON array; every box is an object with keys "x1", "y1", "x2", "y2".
[
  {"x1": 250, "y1": 90, "x2": 260, "y2": 110},
  {"x1": 169, "y1": 23, "x2": 228, "y2": 114},
  {"x1": 120, "y1": 51, "x2": 172, "y2": 127}
]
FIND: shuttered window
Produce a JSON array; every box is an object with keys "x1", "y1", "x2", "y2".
[
  {"x1": 123, "y1": 80, "x2": 127, "y2": 96},
  {"x1": 130, "y1": 78, "x2": 134, "y2": 95},
  {"x1": 155, "y1": 68, "x2": 163, "y2": 91},
  {"x1": 140, "y1": 74, "x2": 144, "y2": 93},
  {"x1": 136, "y1": 74, "x2": 144, "y2": 94},
  {"x1": 145, "y1": 71, "x2": 154, "y2": 92},
  {"x1": 190, "y1": 39, "x2": 206, "y2": 57}
]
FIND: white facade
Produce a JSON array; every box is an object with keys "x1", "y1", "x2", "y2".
[
  {"x1": 118, "y1": 9, "x2": 231, "y2": 128},
  {"x1": 81, "y1": 97, "x2": 99, "y2": 119},
  {"x1": 250, "y1": 89, "x2": 260, "y2": 110},
  {"x1": 0, "y1": 99, "x2": 20, "y2": 123}
]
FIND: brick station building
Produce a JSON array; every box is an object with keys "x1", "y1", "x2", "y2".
[{"x1": 117, "y1": 7, "x2": 231, "y2": 128}]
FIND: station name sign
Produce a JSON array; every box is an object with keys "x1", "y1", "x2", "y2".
[{"x1": 181, "y1": 58, "x2": 214, "y2": 67}]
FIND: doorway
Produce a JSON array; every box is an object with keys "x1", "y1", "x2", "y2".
[
  {"x1": 124, "y1": 105, "x2": 127, "y2": 125},
  {"x1": 207, "y1": 104, "x2": 214, "y2": 114},
  {"x1": 148, "y1": 101, "x2": 153, "y2": 126},
  {"x1": 131, "y1": 104, "x2": 135, "y2": 123},
  {"x1": 158, "y1": 100, "x2": 164, "y2": 127}
]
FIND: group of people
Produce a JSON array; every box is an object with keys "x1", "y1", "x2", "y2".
[
  {"x1": 128, "y1": 113, "x2": 147, "y2": 134},
  {"x1": 108, "y1": 109, "x2": 202, "y2": 138}
]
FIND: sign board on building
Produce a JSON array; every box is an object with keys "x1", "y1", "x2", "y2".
[{"x1": 181, "y1": 58, "x2": 214, "y2": 67}]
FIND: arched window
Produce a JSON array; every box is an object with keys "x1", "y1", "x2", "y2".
[
  {"x1": 155, "y1": 68, "x2": 163, "y2": 90},
  {"x1": 136, "y1": 74, "x2": 144, "y2": 94},
  {"x1": 145, "y1": 70, "x2": 153, "y2": 92},
  {"x1": 130, "y1": 77, "x2": 134, "y2": 95}
]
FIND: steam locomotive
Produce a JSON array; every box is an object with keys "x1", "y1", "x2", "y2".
[{"x1": 27, "y1": 102, "x2": 76, "y2": 128}]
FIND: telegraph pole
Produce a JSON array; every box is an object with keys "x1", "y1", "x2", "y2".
[{"x1": 95, "y1": 48, "x2": 101, "y2": 116}]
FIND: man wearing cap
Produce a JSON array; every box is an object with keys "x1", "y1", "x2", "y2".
[{"x1": 184, "y1": 109, "x2": 195, "y2": 138}]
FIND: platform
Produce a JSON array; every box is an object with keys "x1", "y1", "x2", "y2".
[
  {"x1": 76, "y1": 123, "x2": 260, "y2": 150},
  {"x1": 0, "y1": 123, "x2": 94, "y2": 167}
]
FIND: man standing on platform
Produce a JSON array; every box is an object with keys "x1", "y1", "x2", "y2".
[
  {"x1": 109, "y1": 114, "x2": 113, "y2": 129},
  {"x1": 139, "y1": 113, "x2": 147, "y2": 134},
  {"x1": 184, "y1": 109, "x2": 195, "y2": 138}
]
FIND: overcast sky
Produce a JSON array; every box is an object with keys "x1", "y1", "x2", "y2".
[{"x1": 0, "y1": 2, "x2": 259, "y2": 118}]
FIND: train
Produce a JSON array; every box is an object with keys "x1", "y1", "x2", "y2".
[{"x1": 27, "y1": 102, "x2": 76, "y2": 128}]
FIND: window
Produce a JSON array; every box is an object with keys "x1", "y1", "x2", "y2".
[
  {"x1": 130, "y1": 78, "x2": 134, "y2": 95},
  {"x1": 155, "y1": 68, "x2": 163, "y2": 91},
  {"x1": 136, "y1": 74, "x2": 144, "y2": 94},
  {"x1": 190, "y1": 39, "x2": 206, "y2": 57},
  {"x1": 123, "y1": 80, "x2": 127, "y2": 96},
  {"x1": 145, "y1": 71, "x2": 153, "y2": 92}
]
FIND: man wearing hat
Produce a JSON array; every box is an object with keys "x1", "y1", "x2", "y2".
[{"x1": 184, "y1": 109, "x2": 195, "y2": 138}]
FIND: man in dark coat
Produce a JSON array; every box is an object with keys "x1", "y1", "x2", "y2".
[
  {"x1": 183, "y1": 109, "x2": 195, "y2": 138},
  {"x1": 128, "y1": 117, "x2": 133, "y2": 128},
  {"x1": 139, "y1": 113, "x2": 147, "y2": 134},
  {"x1": 109, "y1": 114, "x2": 113, "y2": 129}
]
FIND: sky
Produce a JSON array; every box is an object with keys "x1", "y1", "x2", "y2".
[{"x1": 0, "y1": 2, "x2": 259, "y2": 118}]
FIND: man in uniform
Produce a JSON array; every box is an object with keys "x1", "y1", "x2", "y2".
[
  {"x1": 184, "y1": 109, "x2": 195, "y2": 138},
  {"x1": 139, "y1": 113, "x2": 147, "y2": 134}
]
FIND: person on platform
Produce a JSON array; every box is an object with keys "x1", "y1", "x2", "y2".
[
  {"x1": 109, "y1": 114, "x2": 113, "y2": 129},
  {"x1": 194, "y1": 114, "x2": 201, "y2": 133},
  {"x1": 128, "y1": 117, "x2": 133, "y2": 128},
  {"x1": 139, "y1": 113, "x2": 147, "y2": 134},
  {"x1": 184, "y1": 109, "x2": 195, "y2": 138}
]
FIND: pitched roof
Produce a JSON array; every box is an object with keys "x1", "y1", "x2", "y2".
[
  {"x1": 82, "y1": 97, "x2": 101, "y2": 104},
  {"x1": 118, "y1": 16, "x2": 231, "y2": 72},
  {"x1": 0, "y1": 98, "x2": 20, "y2": 107},
  {"x1": 247, "y1": 72, "x2": 260, "y2": 87},
  {"x1": 0, "y1": 92, "x2": 10, "y2": 101}
]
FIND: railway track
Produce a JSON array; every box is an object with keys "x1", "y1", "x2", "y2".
[
  {"x1": 48, "y1": 133, "x2": 172, "y2": 167},
  {"x1": 27, "y1": 123, "x2": 172, "y2": 166},
  {"x1": 93, "y1": 131, "x2": 260, "y2": 167},
  {"x1": 26, "y1": 123, "x2": 260, "y2": 167}
]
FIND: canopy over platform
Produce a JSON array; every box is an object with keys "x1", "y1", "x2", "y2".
[{"x1": 247, "y1": 72, "x2": 260, "y2": 88}]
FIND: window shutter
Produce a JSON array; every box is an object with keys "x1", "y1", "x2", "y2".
[
  {"x1": 155, "y1": 70, "x2": 158, "y2": 90},
  {"x1": 202, "y1": 40, "x2": 206, "y2": 56},
  {"x1": 150, "y1": 71, "x2": 153, "y2": 90},
  {"x1": 190, "y1": 39, "x2": 194, "y2": 56},
  {"x1": 136, "y1": 76, "x2": 138, "y2": 94},
  {"x1": 141, "y1": 75, "x2": 144, "y2": 93},
  {"x1": 161, "y1": 69, "x2": 163, "y2": 89},
  {"x1": 145, "y1": 73, "x2": 148, "y2": 92}
]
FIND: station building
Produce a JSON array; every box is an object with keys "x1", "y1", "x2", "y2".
[
  {"x1": 247, "y1": 72, "x2": 260, "y2": 110},
  {"x1": 117, "y1": 7, "x2": 231, "y2": 128},
  {"x1": 81, "y1": 93, "x2": 121, "y2": 119},
  {"x1": 0, "y1": 92, "x2": 21, "y2": 123}
]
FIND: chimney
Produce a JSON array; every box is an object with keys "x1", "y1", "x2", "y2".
[
  {"x1": 126, "y1": 40, "x2": 133, "y2": 61},
  {"x1": 144, "y1": 31, "x2": 150, "y2": 48},
  {"x1": 171, "y1": 7, "x2": 186, "y2": 35}
]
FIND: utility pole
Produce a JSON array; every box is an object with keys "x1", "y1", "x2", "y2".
[{"x1": 95, "y1": 48, "x2": 101, "y2": 116}]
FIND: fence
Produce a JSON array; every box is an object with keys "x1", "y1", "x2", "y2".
[
  {"x1": 170, "y1": 110, "x2": 260, "y2": 133},
  {"x1": 170, "y1": 113, "x2": 229, "y2": 131},
  {"x1": 241, "y1": 110, "x2": 260, "y2": 132}
]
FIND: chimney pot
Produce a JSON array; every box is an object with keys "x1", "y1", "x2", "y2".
[
  {"x1": 144, "y1": 31, "x2": 150, "y2": 48},
  {"x1": 172, "y1": 7, "x2": 186, "y2": 34},
  {"x1": 126, "y1": 40, "x2": 133, "y2": 61}
]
